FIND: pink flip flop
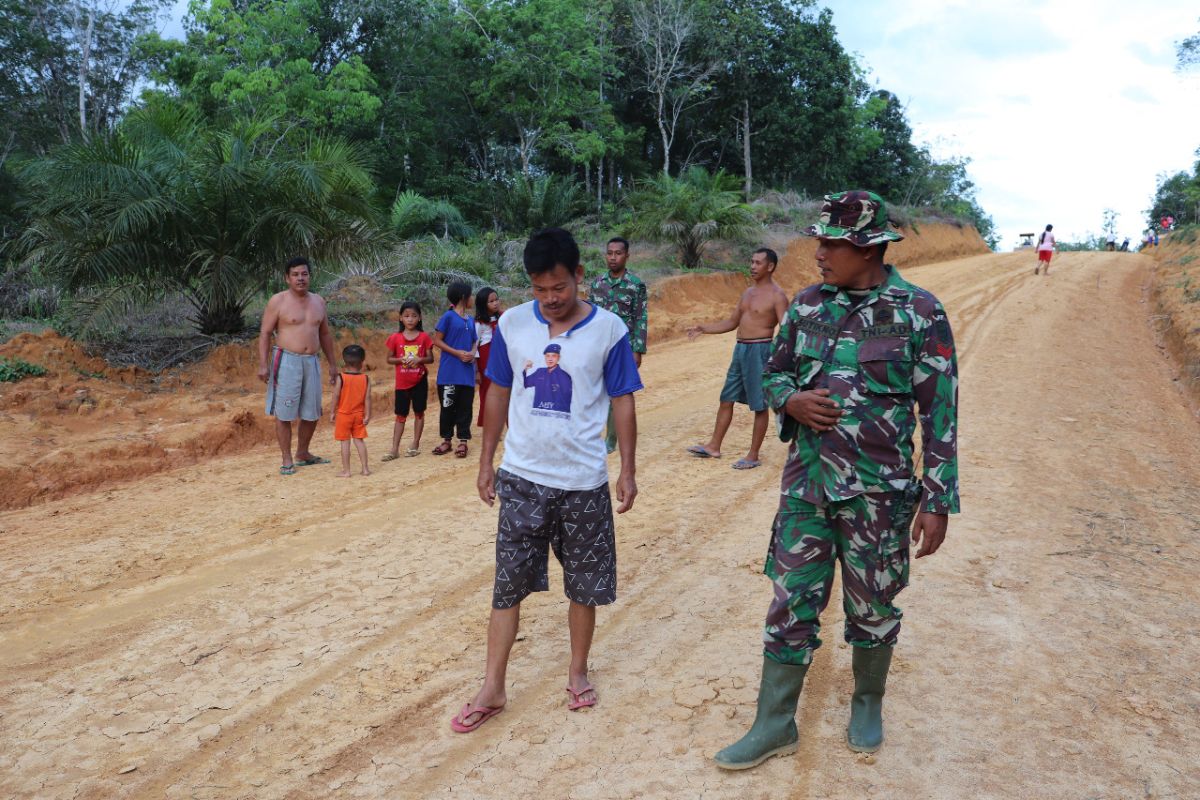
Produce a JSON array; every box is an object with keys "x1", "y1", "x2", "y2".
[
  {"x1": 565, "y1": 683, "x2": 597, "y2": 711},
  {"x1": 450, "y1": 702, "x2": 504, "y2": 733}
]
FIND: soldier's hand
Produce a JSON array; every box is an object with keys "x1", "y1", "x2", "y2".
[
  {"x1": 912, "y1": 511, "x2": 948, "y2": 558},
  {"x1": 784, "y1": 389, "x2": 843, "y2": 432}
]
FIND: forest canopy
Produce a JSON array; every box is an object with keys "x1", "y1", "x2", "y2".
[{"x1": 1, "y1": 0, "x2": 998, "y2": 334}]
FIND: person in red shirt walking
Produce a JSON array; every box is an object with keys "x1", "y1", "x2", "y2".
[{"x1": 383, "y1": 301, "x2": 434, "y2": 459}]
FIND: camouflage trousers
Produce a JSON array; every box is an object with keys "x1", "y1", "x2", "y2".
[{"x1": 763, "y1": 488, "x2": 918, "y2": 666}]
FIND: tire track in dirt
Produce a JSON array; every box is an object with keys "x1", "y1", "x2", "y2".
[{"x1": 6, "y1": 251, "x2": 1198, "y2": 799}]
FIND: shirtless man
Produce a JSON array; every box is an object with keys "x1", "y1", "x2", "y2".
[
  {"x1": 685, "y1": 248, "x2": 789, "y2": 469},
  {"x1": 257, "y1": 257, "x2": 340, "y2": 476}
]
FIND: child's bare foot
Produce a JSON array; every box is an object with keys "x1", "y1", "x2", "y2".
[
  {"x1": 360, "y1": 468, "x2": 372, "y2": 476},
  {"x1": 337, "y1": 470, "x2": 352, "y2": 478}
]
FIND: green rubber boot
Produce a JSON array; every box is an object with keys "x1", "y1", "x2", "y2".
[
  {"x1": 713, "y1": 657, "x2": 809, "y2": 770},
  {"x1": 847, "y1": 645, "x2": 893, "y2": 753}
]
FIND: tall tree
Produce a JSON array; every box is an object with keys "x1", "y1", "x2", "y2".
[
  {"x1": 630, "y1": 0, "x2": 714, "y2": 175},
  {"x1": 149, "y1": 0, "x2": 381, "y2": 131},
  {"x1": 0, "y1": 0, "x2": 169, "y2": 153}
]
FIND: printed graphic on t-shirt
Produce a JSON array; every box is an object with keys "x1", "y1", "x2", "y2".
[
  {"x1": 522, "y1": 345, "x2": 572, "y2": 417},
  {"x1": 402, "y1": 344, "x2": 420, "y2": 363}
]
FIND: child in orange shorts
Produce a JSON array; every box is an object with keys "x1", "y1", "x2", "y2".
[{"x1": 332, "y1": 344, "x2": 372, "y2": 477}]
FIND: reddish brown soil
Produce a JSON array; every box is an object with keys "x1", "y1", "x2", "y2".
[{"x1": 1, "y1": 224, "x2": 987, "y2": 511}]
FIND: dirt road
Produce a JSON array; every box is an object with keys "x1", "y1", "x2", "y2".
[{"x1": 2, "y1": 250, "x2": 1198, "y2": 799}]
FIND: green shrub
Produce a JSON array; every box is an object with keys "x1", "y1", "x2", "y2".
[{"x1": 0, "y1": 358, "x2": 47, "y2": 382}]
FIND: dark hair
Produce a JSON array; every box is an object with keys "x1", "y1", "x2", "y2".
[
  {"x1": 447, "y1": 280, "x2": 472, "y2": 306},
  {"x1": 524, "y1": 227, "x2": 581, "y2": 276},
  {"x1": 606, "y1": 236, "x2": 630, "y2": 253},
  {"x1": 1045, "y1": 224, "x2": 1053, "y2": 231},
  {"x1": 475, "y1": 286, "x2": 498, "y2": 323},
  {"x1": 398, "y1": 299, "x2": 423, "y2": 331},
  {"x1": 876, "y1": 242, "x2": 889, "y2": 260},
  {"x1": 754, "y1": 247, "x2": 779, "y2": 267},
  {"x1": 342, "y1": 344, "x2": 365, "y2": 365},
  {"x1": 284, "y1": 256, "x2": 310, "y2": 276}
]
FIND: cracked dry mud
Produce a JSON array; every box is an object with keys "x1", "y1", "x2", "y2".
[{"x1": 2, "y1": 249, "x2": 1199, "y2": 799}]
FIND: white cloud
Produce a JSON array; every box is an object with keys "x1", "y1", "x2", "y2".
[{"x1": 824, "y1": 0, "x2": 1200, "y2": 247}]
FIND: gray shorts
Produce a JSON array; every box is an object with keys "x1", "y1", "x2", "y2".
[
  {"x1": 719, "y1": 339, "x2": 771, "y2": 412},
  {"x1": 493, "y1": 469, "x2": 617, "y2": 609},
  {"x1": 265, "y1": 347, "x2": 323, "y2": 422}
]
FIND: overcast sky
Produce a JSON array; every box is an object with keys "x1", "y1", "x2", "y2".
[
  {"x1": 822, "y1": 0, "x2": 1200, "y2": 248},
  {"x1": 161, "y1": 1, "x2": 1199, "y2": 248}
]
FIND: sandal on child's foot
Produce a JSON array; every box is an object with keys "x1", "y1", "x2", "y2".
[
  {"x1": 432, "y1": 440, "x2": 453, "y2": 456},
  {"x1": 454, "y1": 442, "x2": 469, "y2": 458}
]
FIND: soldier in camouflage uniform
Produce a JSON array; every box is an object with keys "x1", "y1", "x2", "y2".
[
  {"x1": 714, "y1": 190, "x2": 959, "y2": 770},
  {"x1": 589, "y1": 237, "x2": 648, "y2": 453}
]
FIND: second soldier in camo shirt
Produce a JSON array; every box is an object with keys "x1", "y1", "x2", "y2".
[
  {"x1": 589, "y1": 237, "x2": 648, "y2": 453},
  {"x1": 715, "y1": 190, "x2": 959, "y2": 770}
]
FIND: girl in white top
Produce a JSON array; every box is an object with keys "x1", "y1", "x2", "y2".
[
  {"x1": 1035, "y1": 224, "x2": 1055, "y2": 275},
  {"x1": 474, "y1": 286, "x2": 503, "y2": 427}
]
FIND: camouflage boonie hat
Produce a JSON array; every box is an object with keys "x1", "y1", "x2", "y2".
[{"x1": 803, "y1": 190, "x2": 904, "y2": 246}]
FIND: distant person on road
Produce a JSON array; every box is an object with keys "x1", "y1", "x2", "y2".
[
  {"x1": 1035, "y1": 224, "x2": 1056, "y2": 275},
  {"x1": 714, "y1": 190, "x2": 959, "y2": 770},
  {"x1": 1106, "y1": 233, "x2": 1116, "y2": 251},
  {"x1": 684, "y1": 248, "x2": 789, "y2": 470},
  {"x1": 331, "y1": 344, "x2": 372, "y2": 477},
  {"x1": 258, "y1": 256, "x2": 338, "y2": 476},
  {"x1": 589, "y1": 237, "x2": 648, "y2": 453},
  {"x1": 431, "y1": 281, "x2": 477, "y2": 458},
  {"x1": 383, "y1": 301, "x2": 433, "y2": 460},
  {"x1": 451, "y1": 227, "x2": 642, "y2": 733},
  {"x1": 1120, "y1": 237, "x2": 1130, "y2": 252}
]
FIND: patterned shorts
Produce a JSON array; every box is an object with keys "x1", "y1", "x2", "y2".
[{"x1": 492, "y1": 469, "x2": 617, "y2": 609}]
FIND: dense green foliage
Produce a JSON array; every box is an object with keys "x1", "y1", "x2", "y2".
[
  {"x1": 19, "y1": 106, "x2": 387, "y2": 334},
  {"x1": 1, "y1": 0, "x2": 997, "y2": 336},
  {"x1": 629, "y1": 168, "x2": 758, "y2": 268},
  {"x1": 0, "y1": 358, "x2": 47, "y2": 382},
  {"x1": 1148, "y1": 157, "x2": 1200, "y2": 229}
]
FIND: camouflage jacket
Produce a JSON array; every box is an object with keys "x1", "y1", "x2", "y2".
[
  {"x1": 763, "y1": 265, "x2": 959, "y2": 514},
  {"x1": 589, "y1": 270, "x2": 648, "y2": 354}
]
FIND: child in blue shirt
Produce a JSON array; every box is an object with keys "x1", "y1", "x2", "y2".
[{"x1": 431, "y1": 280, "x2": 478, "y2": 457}]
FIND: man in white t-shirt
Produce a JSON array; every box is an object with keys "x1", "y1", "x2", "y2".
[
  {"x1": 449, "y1": 227, "x2": 643, "y2": 733},
  {"x1": 1035, "y1": 224, "x2": 1056, "y2": 275}
]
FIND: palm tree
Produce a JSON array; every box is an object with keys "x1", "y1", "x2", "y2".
[
  {"x1": 628, "y1": 167, "x2": 760, "y2": 269},
  {"x1": 19, "y1": 105, "x2": 388, "y2": 335},
  {"x1": 390, "y1": 190, "x2": 472, "y2": 240},
  {"x1": 494, "y1": 173, "x2": 585, "y2": 233}
]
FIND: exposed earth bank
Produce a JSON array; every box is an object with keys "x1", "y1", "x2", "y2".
[{"x1": 0, "y1": 222, "x2": 988, "y2": 511}]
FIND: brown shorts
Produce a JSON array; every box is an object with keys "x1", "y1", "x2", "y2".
[{"x1": 492, "y1": 469, "x2": 616, "y2": 609}]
